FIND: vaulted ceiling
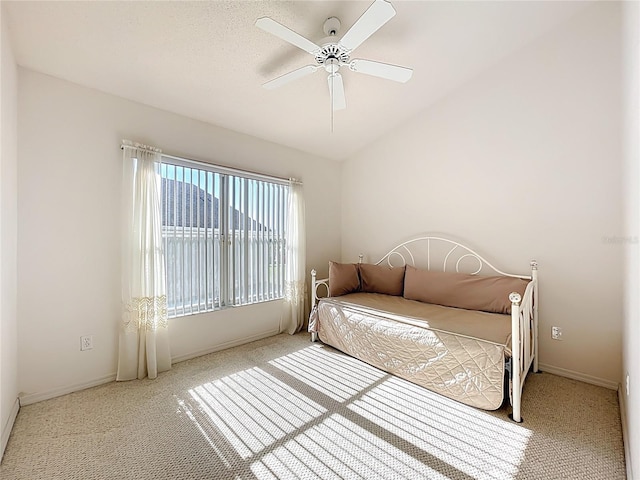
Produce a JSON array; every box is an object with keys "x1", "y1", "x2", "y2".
[{"x1": 5, "y1": 1, "x2": 587, "y2": 160}]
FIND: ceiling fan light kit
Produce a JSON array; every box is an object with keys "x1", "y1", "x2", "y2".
[{"x1": 256, "y1": 0, "x2": 413, "y2": 122}]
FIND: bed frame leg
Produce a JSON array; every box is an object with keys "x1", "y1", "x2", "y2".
[
  {"x1": 509, "y1": 379, "x2": 523, "y2": 423},
  {"x1": 509, "y1": 413, "x2": 523, "y2": 423},
  {"x1": 310, "y1": 332, "x2": 318, "y2": 342}
]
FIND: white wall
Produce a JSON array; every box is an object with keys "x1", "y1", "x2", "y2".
[
  {"x1": 17, "y1": 69, "x2": 341, "y2": 401},
  {"x1": 0, "y1": 3, "x2": 19, "y2": 459},
  {"x1": 622, "y1": 1, "x2": 639, "y2": 477},
  {"x1": 342, "y1": 3, "x2": 623, "y2": 386}
]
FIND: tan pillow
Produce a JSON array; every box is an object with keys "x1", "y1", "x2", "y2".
[
  {"x1": 403, "y1": 265, "x2": 529, "y2": 314},
  {"x1": 328, "y1": 261, "x2": 360, "y2": 297},
  {"x1": 359, "y1": 263, "x2": 405, "y2": 296}
]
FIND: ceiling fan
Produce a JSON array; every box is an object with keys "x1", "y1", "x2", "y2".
[{"x1": 255, "y1": 0, "x2": 413, "y2": 112}]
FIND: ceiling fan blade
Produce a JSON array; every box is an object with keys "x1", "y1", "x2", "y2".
[
  {"x1": 263, "y1": 65, "x2": 319, "y2": 90},
  {"x1": 255, "y1": 17, "x2": 320, "y2": 54},
  {"x1": 338, "y1": 0, "x2": 396, "y2": 53},
  {"x1": 328, "y1": 73, "x2": 346, "y2": 111},
  {"x1": 349, "y1": 59, "x2": 413, "y2": 83}
]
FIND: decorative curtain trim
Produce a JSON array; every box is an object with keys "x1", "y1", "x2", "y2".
[
  {"x1": 122, "y1": 295, "x2": 168, "y2": 333},
  {"x1": 284, "y1": 280, "x2": 306, "y2": 305},
  {"x1": 117, "y1": 141, "x2": 171, "y2": 381}
]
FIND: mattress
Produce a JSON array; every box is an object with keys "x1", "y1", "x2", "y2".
[{"x1": 309, "y1": 292, "x2": 511, "y2": 410}]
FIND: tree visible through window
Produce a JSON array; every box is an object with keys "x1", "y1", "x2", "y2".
[{"x1": 160, "y1": 161, "x2": 288, "y2": 317}]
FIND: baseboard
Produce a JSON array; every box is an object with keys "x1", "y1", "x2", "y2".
[
  {"x1": 538, "y1": 363, "x2": 618, "y2": 390},
  {"x1": 171, "y1": 329, "x2": 280, "y2": 364},
  {"x1": 619, "y1": 384, "x2": 634, "y2": 480},
  {"x1": 18, "y1": 330, "x2": 280, "y2": 406},
  {"x1": 19, "y1": 373, "x2": 116, "y2": 406},
  {"x1": 1, "y1": 397, "x2": 20, "y2": 461}
]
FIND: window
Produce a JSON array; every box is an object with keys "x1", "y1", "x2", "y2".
[{"x1": 160, "y1": 159, "x2": 289, "y2": 318}]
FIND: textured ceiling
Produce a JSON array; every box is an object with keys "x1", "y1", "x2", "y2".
[{"x1": 5, "y1": 1, "x2": 587, "y2": 161}]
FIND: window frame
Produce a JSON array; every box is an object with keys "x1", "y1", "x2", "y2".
[{"x1": 160, "y1": 155, "x2": 289, "y2": 318}]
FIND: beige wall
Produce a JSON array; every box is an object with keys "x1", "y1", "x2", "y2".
[
  {"x1": 17, "y1": 69, "x2": 341, "y2": 402},
  {"x1": 622, "y1": 1, "x2": 639, "y2": 477},
  {"x1": 0, "y1": 3, "x2": 19, "y2": 459},
  {"x1": 341, "y1": 2, "x2": 623, "y2": 386}
]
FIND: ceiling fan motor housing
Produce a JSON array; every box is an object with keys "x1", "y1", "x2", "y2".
[{"x1": 315, "y1": 43, "x2": 350, "y2": 67}]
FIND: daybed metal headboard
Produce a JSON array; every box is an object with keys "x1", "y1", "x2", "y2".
[
  {"x1": 372, "y1": 236, "x2": 534, "y2": 280},
  {"x1": 311, "y1": 235, "x2": 538, "y2": 305}
]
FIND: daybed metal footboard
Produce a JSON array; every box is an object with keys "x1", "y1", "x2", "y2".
[{"x1": 309, "y1": 235, "x2": 539, "y2": 423}]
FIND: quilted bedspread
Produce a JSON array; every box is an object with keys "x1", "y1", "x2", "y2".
[{"x1": 309, "y1": 294, "x2": 509, "y2": 410}]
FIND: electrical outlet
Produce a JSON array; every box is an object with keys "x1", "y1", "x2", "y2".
[
  {"x1": 551, "y1": 326, "x2": 563, "y2": 340},
  {"x1": 80, "y1": 335, "x2": 93, "y2": 351},
  {"x1": 626, "y1": 373, "x2": 630, "y2": 396}
]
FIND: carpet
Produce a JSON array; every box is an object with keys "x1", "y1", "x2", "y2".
[{"x1": 0, "y1": 333, "x2": 626, "y2": 479}]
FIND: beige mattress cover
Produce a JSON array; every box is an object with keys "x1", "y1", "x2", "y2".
[
  {"x1": 310, "y1": 293, "x2": 512, "y2": 410},
  {"x1": 334, "y1": 292, "x2": 512, "y2": 349}
]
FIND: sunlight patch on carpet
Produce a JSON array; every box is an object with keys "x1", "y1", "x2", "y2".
[
  {"x1": 179, "y1": 344, "x2": 532, "y2": 479},
  {"x1": 187, "y1": 366, "x2": 327, "y2": 459},
  {"x1": 348, "y1": 376, "x2": 532, "y2": 480},
  {"x1": 250, "y1": 414, "x2": 451, "y2": 480},
  {"x1": 269, "y1": 344, "x2": 387, "y2": 401}
]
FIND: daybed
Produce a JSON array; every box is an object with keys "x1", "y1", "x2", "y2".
[{"x1": 308, "y1": 236, "x2": 538, "y2": 422}]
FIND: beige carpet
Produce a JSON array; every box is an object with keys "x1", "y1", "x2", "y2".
[{"x1": 0, "y1": 333, "x2": 626, "y2": 479}]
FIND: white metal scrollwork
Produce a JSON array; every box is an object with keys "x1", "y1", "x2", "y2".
[{"x1": 374, "y1": 236, "x2": 532, "y2": 280}]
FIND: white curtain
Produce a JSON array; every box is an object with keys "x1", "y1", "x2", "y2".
[
  {"x1": 281, "y1": 180, "x2": 306, "y2": 334},
  {"x1": 117, "y1": 141, "x2": 171, "y2": 381}
]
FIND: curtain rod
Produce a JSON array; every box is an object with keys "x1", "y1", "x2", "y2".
[{"x1": 120, "y1": 142, "x2": 302, "y2": 186}]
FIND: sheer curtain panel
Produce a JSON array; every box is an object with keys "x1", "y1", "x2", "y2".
[
  {"x1": 117, "y1": 141, "x2": 171, "y2": 380},
  {"x1": 281, "y1": 180, "x2": 306, "y2": 334}
]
